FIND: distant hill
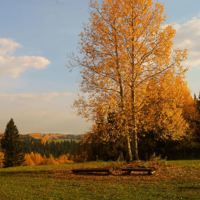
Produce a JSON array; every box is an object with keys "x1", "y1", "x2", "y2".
[
  {"x1": 21, "y1": 133, "x2": 82, "y2": 141},
  {"x1": 0, "y1": 133, "x2": 83, "y2": 141},
  {"x1": 0, "y1": 133, "x2": 82, "y2": 158}
]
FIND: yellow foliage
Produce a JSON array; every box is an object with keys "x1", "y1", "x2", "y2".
[
  {"x1": 46, "y1": 154, "x2": 59, "y2": 165},
  {"x1": 26, "y1": 133, "x2": 71, "y2": 141},
  {"x1": 0, "y1": 152, "x2": 4, "y2": 168},
  {"x1": 24, "y1": 154, "x2": 35, "y2": 166},
  {"x1": 24, "y1": 152, "x2": 73, "y2": 166},
  {"x1": 56, "y1": 154, "x2": 73, "y2": 164},
  {"x1": 41, "y1": 138, "x2": 46, "y2": 145},
  {"x1": 67, "y1": 0, "x2": 190, "y2": 160},
  {"x1": 40, "y1": 155, "x2": 48, "y2": 165}
]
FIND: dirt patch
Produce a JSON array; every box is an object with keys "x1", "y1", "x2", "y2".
[{"x1": 43, "y1": 164, "x2": 200, "y2": 183}]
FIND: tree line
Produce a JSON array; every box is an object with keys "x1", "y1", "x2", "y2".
[
  {"x1": 0, "y1": 118, "x2": 79, "y2": 168},
  {"x1": 22, "y1": 138, "x2": 78, "y2": 158}
]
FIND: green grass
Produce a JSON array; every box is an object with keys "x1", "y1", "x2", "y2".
[
  {"x1": 0, "y1": 160, "x2": 200, "y2": 200},
  {"x1": 167, "y1": 159, "x2": 200, "y2": 166}
]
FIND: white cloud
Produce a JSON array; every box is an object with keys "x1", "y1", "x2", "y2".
[
  {"x1": 172, "y1": 15, "x2": 200, "y2": 68},
  {"x1": 0, "y1": 38, "x2": 22, "y2": 56},
  {"x1": 0, "y1": 38, "x2": 50, "y2": 78}
]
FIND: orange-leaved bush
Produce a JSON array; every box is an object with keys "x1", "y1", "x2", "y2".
[
  {"x1": 0, "y1": 152, "x2": 4, "y2": 168},
  {"x1": 24, "y1": 152, "x2": 73, "y2": 166}
]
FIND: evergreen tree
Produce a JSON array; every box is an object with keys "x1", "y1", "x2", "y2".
[{"x1": 1, "y1": 118, "x2": 25, "y2": 168}]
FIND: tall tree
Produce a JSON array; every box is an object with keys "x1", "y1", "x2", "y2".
[
  {"x1": 1, "y1": 118, "x2": 25, "y2": 168},
  {"x1": 68, "y1": 0, "x2": 188, "y2": 161}
]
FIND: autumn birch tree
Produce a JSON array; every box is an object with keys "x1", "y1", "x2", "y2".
[{"x1": 68, "y1": 0, "x2": 188, "y2": 161}]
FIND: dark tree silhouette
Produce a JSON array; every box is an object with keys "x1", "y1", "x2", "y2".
[{"x1": 1, "y1": 118, "x2": 25, "y2": 168}]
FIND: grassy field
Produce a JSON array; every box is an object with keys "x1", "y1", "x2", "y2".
[{"x1": 0, "y1": 160, "x2": 200, "y2": 200}]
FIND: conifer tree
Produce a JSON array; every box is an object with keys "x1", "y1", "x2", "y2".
[{"x1": 1, "y1": 118, "x2": 25, "y2": 168}]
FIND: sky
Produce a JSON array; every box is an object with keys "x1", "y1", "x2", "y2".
[{"x1": 0, "y1": 0, "x2": 200, "y2": 134}]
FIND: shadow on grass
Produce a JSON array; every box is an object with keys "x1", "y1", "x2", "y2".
[
  {"x1": 71, "y1": 172, "x2": 110, "y2": 176},
  {"x1": 119, "y1": 172, "x2": 152, "y2": 176},
  {"x1": 71, "y1": 172, "x2": 152, "y2": 176},
  {"x1": 179, "y1": 186, "x2": 200, "y2": 190},
  {"x1": 0, "y1": 170, "x2": 155, "y2": 178},
  {"x1": 0, "y1": 170, "x2": 54, "y2": 176}
]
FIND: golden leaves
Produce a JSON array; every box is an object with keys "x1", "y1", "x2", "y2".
[
  {"x1": 67, "y1": 0, "x2": 192, "y2": 151},
  {"x1": 24, "y1": 152, "x2": 73, "y2": 166}
]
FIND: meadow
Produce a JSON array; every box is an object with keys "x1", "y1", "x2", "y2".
[{"x1": 0, "y1": 160, "x2": 200, "y2": 200}]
